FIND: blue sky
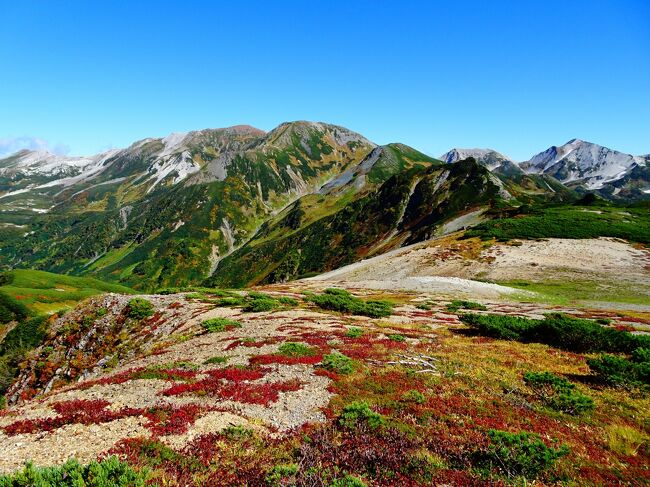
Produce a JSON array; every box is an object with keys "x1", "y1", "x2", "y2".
[{"x1": 1, "y1": 0, "x2": 648, "y2": 160}]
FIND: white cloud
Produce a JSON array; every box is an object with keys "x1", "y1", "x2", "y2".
[{"x1": 0, "y1": 136, "x2": 70, "y2": 158}]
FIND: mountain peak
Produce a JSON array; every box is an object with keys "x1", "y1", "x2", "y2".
[
  {"x1": 439, "y1": 148, "x2": 520, "y2": 175},
  {"x1": 522, "y1": 139, "x2": 642, "y2": 190},
  {"x1": 439, "y1": 148, "x2": 511, "y2": 164},
  {"x1": 266, "y1": 121, "x2": 375, "y2": 149}
]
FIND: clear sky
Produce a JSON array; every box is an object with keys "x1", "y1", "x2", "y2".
[{"x1": 1, "y1": 0, "x2": 648, "y2": 160}]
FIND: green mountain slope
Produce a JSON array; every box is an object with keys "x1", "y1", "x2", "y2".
[
  {"x1": 0, "y1": 122, "x2": 577, "y2": 290},
  {"x1": 206, "y1": 158, "x2": 514, "y2": 286},
  {"x1": 0, "y1": 122, "x2": 376, "y2": 290},
  {"x1": 0, "y1": 269, "x2": 134, "y2": 314}
]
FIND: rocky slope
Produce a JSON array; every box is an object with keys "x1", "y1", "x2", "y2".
[
  {"x1": 520, "y1": 138, "x2": 648, "y2": 198},
  {"x1": 0, "y1": 281, "x2": 647, "y2": 484},
  {"x1": 440, "y1": 148, "x2": 522, "y2": 176},
  {"x1": 441, "y1": 140, "x2": 649, "y2": 200}
]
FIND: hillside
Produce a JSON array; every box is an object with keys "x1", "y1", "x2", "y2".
[
  {"x1": 0, "y1": 121, "x2": 613, "y2": 293},
  {"x1": 0, "y1": 269, "x2": 134, "y2": 314},
  {"x1": 0, "y1": 122, "x2": 378, "y2": 290},
  {"x1": 0, "y1": 282, "x2": 647, "y2": 484}
]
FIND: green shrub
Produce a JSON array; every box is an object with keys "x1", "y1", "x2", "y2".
[
  {"x1": 329, "y1": 474, "x2": 367, "y2": 486},
  {"x1": 0, "y1": 456, "x2": 148, "y2": 486},
  {"x1": 278, "y1": 296, "x2": 299, "y2": 306},
  {"x1": 402, "y1": 389, "x2": 426, "y2": 404},
  {"x1": 523, "y1": 372, "x2": 595, "y2": 415},
  {"x1": 476, "y1": 429, "x2": 569, "y2": 479},
  {"x1": 266, "y1": 464, "x2": 298, "y2": 485},
  {"x1": 460, "y1": 313, "x2": 538, "y2": 341},
  {"x1": 339, "y1": 401, "x2": 385, "y2": 429},
  {"x1": 0, "y1": 315, "x2": 48, "y2": 401},
  {"x1": 243, "y1": 296, "x2": 278, "y2": 312},
  {"x1": 203, "y1": 356, "x2": 228, "y2": 365},
  {"x1": 446, "y1": 300, "x2": 487, "y2": 313},
  {"x1": 345, "y1": 326, "x2": 363, "y2": 338},
  {"x1": 200, "y1": 317, "x2": 242, "y2": 333},
  {"x1": 322, "y1": 352, "x2": 354, "y2": 374},
  {"x1": 308, "y1": 289, "x2": 393, "y2": 318},
  {"x1": 223, "y1": 425, "x2": 254, "y2": 440},
  {"x1": 215, "y1": 296, "x2": 246, "y2": 307},
  {"x1": 345, "y1": 327, "x2": 363, "y2": 338},
  {"x1": 0, "y1": 292, "x2": 29, "y2": 325},
  {"x1": 247, "y1": 291, "x2": 272, "y2": 300},
  {"x1": 387, "y1": 334, "x2": 405, "y2": 342},
  {"x1": 125, "y1": 298, "x2": 154, "y2": 319},
  {"x1": 588, "y1": 349, "x2": 650, "y2": 387},
  {"x1": 278, "y1": 342, "x2": 317, "y2": 357},
  {"x1": 464, "y1": 205, "x2": 650, "y2": 244},
  {"x1": 461, "y1": 313, "x2": 649, "y2": 354}
]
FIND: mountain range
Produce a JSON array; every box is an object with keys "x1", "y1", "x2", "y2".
[
  {"x1": 441, "y1": 139, "x2": 649, "y2": 198},
  {"x1": 0, "y1": 121, "x2": 647, "y2": 290}
]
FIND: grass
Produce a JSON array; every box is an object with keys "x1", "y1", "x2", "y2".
[
  {"x1": 0, "y1": 269, "x2": 134, "y2": 314},
  {"x1": 605, "y1": 424, "x2": 649, "y2": 456},
  {"x1": 501, "y1": 279, "x2": 650, "y2": 307}
]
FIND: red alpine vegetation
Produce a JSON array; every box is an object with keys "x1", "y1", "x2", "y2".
[{"x1": 3, "y1": 399, "x2": 143, "y2": 436}]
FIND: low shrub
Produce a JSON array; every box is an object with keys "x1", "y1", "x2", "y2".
[
  {"x1": 460, "y1": 313, "x2": 539, "y2": 341},
  {"x1": 402, "y1": 390, "x2": 426, "y2": 404},
  {"x1": 308, "y1": 289, "x2": 393, "y2": 318},
  {"x1": 278, "y1": 296, "x2": 299, "y2": 306},
  {"x1": 523, "y1": 371, "x2": 595, "y2": 415},
  {"x1": 244, "y1": 295, "x2": 280, "y2": 313},
  {"x1": 329, "y1": 474, "x2": 367, "y2": 486},
  {"x1": 476, "y1": 429, "x2": 569, "y2": 480},
  {"x1": 446, "y1": 300, "x2": 487, "y2": 313},
  {"x1": 588, "y1": 349, "x2": 650, "y2": 387},
  {"x1": 278, "y1": 342, "x2": 317, "y2": 357},
  {"x1": 322, "y1": 352, "x2": 354, "y2": 374},
  {"x1": 0, "y1": 456, "x2": 149, "y2": 486},
  {"x1": 387, "y1": 334, "x2": 405, "y2": 342},
  {"x1": 346, "y1": 327, "x2": 364, "y2": 338},
  {"x1": 339, "y1": 401, "x2": 385, "y2": 429},
  {"x1": 125, "y1": 298, "x2": 154, "y2": 319},
  {"x1": 0, "y1": 291, "x2": 29, "y2": 325},
  {"x1": 204, "y1": 356, "x2": 228, "y2": 365},
  {"x1": 215, "y1": 296, "x2": 246, "y2": 307},
  {"x1": 266, "y1": 464, "x2": 299, "y2": 485},
  {"x1": 200, "y1": 317, "x2": 242, "y2": 333},
  {"x1": 461, "y1": 313, "x2": 649, "y2": 354}
]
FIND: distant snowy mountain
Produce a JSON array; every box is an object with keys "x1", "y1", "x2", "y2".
[
  {"x1": 0, "y1": 149, "x2": 117, "y2": 179},
  {"x1": 520, "y1": 139, "x2": 646, "y2": 190},
  {"x1": 439, "y1": 148, "x2": 523, "y2": 175},
  {"x1": 0, "y1": 125, "x2": 269, "y2": 199}
]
